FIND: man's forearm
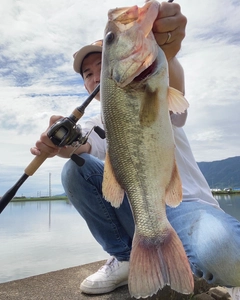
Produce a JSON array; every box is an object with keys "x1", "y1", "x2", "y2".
[
  {"x1": 168, "y1": 57, "x2": 185, "y2": 94},
  {"x1": 168, "y1": 57, "x2": 187, "y2": 127}
]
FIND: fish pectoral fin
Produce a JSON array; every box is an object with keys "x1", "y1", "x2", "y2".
[
  {"x1": 102, "y1": 151, "x2": 125, "y2": 208},
  {"x1": 168, "y1": 87, "x2": 189, "y2": 114},
  {"x1": 165, "y1": 161, "x2": 182, "y2": 207},
  {"x1": 139, "y1": 88, "x2": 159, "y2": 126}
]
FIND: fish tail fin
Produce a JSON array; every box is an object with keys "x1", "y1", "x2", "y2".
[{"x1": 128, "y1": 226, "x2": 194, "y2": 299}]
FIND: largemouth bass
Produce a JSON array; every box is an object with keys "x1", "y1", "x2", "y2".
[{"x1": 101, "y1": 1, "x2": 194, "y2": 298}]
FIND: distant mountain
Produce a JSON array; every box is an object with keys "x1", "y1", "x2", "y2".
[
  {"x1": 197, "y1": 156, "x2": 240, "y2": 190},
  {"x1": 56, "y1": 192, "x2": 66, "y2": 196}
]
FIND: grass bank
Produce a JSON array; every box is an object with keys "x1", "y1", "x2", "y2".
[
  {"x1": 9, "y1": 190, "x2": 240, "y2": 202},
  {"x1": 212, "y1": 190, "x2": 240, "y2": 195},
  {"x1": 11, "y1": 196, "x2": 68, "y2": 202}
]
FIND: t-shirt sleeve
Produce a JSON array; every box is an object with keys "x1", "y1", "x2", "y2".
[
  {"x1": 82, "y1": 115, "x2": 106, "y2": 161},
  {"x1": 170, "y1": 111, "x2": 187, "y2": 127}
]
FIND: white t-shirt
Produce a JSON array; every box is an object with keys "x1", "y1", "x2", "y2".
[
  {"x1": 82, "y1": 113, "x2": 219, "y2": 207},
  {"x1": 173, "y1": 126, "x2": 219, "y2": 207}
]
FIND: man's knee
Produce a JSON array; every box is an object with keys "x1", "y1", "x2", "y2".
[
  {"x1": 61, "y1": 158, "x2": 76, "y2": 184},
  {"x1": 61, "y1": 153, "x2": 103, "y2": 187}
]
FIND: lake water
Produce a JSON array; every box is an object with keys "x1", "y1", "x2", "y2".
[
  {"x1": 0, "y1": 194, "x2": 240, "y2": 284},
  {"x1": 0, "y1": 199, "x2": 108, "y2": 284}
]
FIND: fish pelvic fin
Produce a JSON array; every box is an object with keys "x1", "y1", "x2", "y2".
[
  {"x1": 102, "y1": 151, "x2": 125, "y2": 208},
  {"x1": 165, "y1": 160, "x2": 183, "y2": 207},
  {"x1": 128, "y1": 227, "x2": 194, "y2": 298},
  {"x1": 168, "y1": 87, "x2": 189, "y2": 114}
]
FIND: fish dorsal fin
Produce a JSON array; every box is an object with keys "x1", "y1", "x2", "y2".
[
  {"x1": 102, "y1": 151, "x2": 125, "y2": 208},
  {"x1": 168, "y1": 87, "x2": 189, "y2": 114},
  {"x1": 165, "y1": 161, "x2": 182, "y2": 207}
]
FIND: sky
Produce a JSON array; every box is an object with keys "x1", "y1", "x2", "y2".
[{"x1": 0, "y1": 0, "x2": 239, "y2": 197}]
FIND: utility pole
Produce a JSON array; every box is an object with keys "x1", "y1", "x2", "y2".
[
  {"x1": 48, "y1": 172, "x2": 52, "y2": 228},
  {"x1": 49, "y1": 173, "x2": 52, "y2": 198}
]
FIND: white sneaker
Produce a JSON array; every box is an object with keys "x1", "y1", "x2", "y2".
[
  {"x1": 80, "y1": 257, "x2": 129, "y2": 294},
  {"x1": 225, "y1": 287, "x2": 240, "y2": 300}
]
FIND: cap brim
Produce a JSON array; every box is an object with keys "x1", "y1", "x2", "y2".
[{"x1": 73, "y1": 45, "x2": 102, "y2": 74}]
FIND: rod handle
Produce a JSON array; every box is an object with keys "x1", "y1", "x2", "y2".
[{"x1": 24, "y1": 151, "x2": 50, "y2": 176}]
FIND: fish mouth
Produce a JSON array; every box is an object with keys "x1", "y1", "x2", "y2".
[{"x1": 134, "y1": 59, "x2": 158, "y2": 82}]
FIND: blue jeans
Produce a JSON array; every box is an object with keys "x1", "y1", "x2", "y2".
[{"x1": 61, "y1": 153, "x2": 240, "y2": 287}]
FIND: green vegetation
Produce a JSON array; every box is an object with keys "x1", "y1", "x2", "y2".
[
  {"x1": 211, "y1": 189, "x2": 240, "y2": 195},
  {"x1": 10, "y1": 190, "x2": 240, "y2": 202},
  {"x1": 12, "y1": 196, "x2": 68, "y2": 202}
]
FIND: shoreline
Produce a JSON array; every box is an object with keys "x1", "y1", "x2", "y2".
[
  {"x1": 212, "y1": 190, "x2": 240, "y2": 195},
  {"x1": 0, "y1": 190, "x2": 239, "y2": 203},
  {"x1": 10, "y1": 196, "x2": 69, "y2": 202},
  {"x1": 8, "y1": 191, "x2": 240, "y2": 202},
  {"x1": 0, "y1": 260, "x2": 224, "y2": 300}
]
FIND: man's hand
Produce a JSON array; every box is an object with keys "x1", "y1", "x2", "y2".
[
  {"x1": 30, "y1": 115, "x2": 63, "y2": 158},
  {"x1": 31, "y1": 115, "x2": 91, "y2": 159},
  {"x1": 153, "y1": 2, "x2": 187, "y2": 60}
]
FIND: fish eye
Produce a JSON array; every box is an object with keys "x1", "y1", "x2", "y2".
[{"x1": 105, "y1": 31, "x2": 114, "y2": 44}]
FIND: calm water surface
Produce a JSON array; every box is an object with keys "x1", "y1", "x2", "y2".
[
  {"x1": 0, "y1": 200, "x2": 107, "y2": 283},
  {"x1": 0, "y1": 195, "x2": 240, "y2": 284}
]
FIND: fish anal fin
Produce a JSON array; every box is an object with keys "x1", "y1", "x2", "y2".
[
  {"x1": 165, "y1": 161, "x2": 182, "y2": 207},
  {"x1": 102, "y1": 151, "x2": 125, "y2": 208},
  {"x1": 168, "y1": 87, "x2": 189, "y2": 114},
  {"x1": 128, "y1": 227, "x2": 194, "y2": 298}
]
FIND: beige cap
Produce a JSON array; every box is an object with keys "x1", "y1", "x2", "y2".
[{"x1": 73, "y1": 40, "x2": 103, "y2": 75}]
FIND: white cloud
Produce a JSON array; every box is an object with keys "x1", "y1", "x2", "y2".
[{"x1": 0, "y1": 0, "x2": 239, "y2": 197}]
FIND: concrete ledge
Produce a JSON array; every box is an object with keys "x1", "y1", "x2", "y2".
[{"x1": 0, "y1": 260, "x2": 217, "y2": 300}]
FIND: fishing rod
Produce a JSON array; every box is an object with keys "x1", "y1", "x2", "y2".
[
  {"x1": 0, "y1": 84, "x2": 103, "y2": 214},
  {"x1": 0, "y1": 0, "x2": 175, "y2": 214}
]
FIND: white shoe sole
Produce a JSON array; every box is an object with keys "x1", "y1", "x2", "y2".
[{"x1": 80, "y1": 280, "x2": 128, "y2": 294}]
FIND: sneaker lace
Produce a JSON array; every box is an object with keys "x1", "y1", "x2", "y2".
[{"x1": 100, "y1": 257, "x2": 119, "y2": 273}]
